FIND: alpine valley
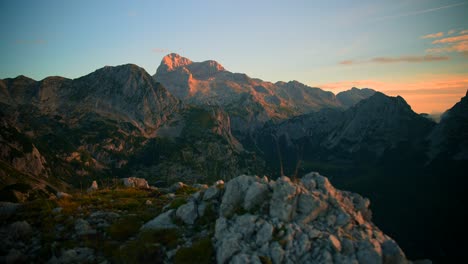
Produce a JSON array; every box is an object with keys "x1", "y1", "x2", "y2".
[{"x1": 1, "y1": 54, "x2": 466, "y2": 263}]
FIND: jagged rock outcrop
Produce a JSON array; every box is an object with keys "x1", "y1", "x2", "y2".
[
  {"x1": 143, "y1": 172, "x2": 410, "y2": 264},
  {"x1": 154, "y1": 53, "x2": 342, "y2": 133}
]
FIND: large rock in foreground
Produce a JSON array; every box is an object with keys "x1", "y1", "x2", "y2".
[{"x1": 143, "y1": 172, "x2": 410, "y2": 264}]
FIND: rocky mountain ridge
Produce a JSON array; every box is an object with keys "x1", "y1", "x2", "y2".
[{"x1": 154, "y1": 53, "x2": 375, "y2": 134}]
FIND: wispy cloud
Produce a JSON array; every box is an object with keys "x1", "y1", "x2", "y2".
[
  {"x1": 432, "y1": 34, "x2": 468, "y2": 44},
  {"x1": 376, "y1": 2, "x2": 466, "y2": 21},
  {"x1": 460, "y1": 30, "x2": 468, "y2": 35},
  {"x1": 421, "y1": 32, "x2": 444, "y2": 39},
  {"x1": 448, "y1": 29, "x2": 456, "y2": 35},
  {"x1": 339, "y1": 55, "x2": 449, "y2": 65},
  {"x1": 427, "y1": 41, "x2": 468, "y2": 54}
]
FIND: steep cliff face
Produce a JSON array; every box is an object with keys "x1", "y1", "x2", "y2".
[
  {"x1": 325, "y1": 93, "x2": 435, "y2": 155},
  {"x1": 258, "y1": 92, "x2": 435, "y2": 160},
  {"x1": 154, "y1": 53, "x2": 342, "y2": 133},
  {"x1": 69, "y1": 64, "x2": 180, "y2": 135}
]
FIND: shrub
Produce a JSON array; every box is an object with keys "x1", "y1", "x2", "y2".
[{"x1": 174, "y1": 237, "x2": 214, "y2": 264}]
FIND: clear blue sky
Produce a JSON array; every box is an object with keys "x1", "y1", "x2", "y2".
[{"x1": 1, "y1": 0, "x2": 467, "y2": 112}]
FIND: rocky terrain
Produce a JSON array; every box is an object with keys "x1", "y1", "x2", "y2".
[
  {"x1": 0, "y1": 54, "x2": 467, "y2": 261},
  {"x1": 0, "y1": 172, "x2": 422, "y2": 264},
  {"x1": 154, "y1": 54, "x2": 374, "y2": 134}
]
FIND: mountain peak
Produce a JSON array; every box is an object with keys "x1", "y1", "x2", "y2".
[{"x1": 160, "y1": 53, "x2": 193, "y2": 72}]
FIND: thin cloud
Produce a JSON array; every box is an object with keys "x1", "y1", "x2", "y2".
[
  {"x1": 460, "y1": 30, "x2": 468, "y2": 35},
  {"x1": 432, "y1": 34, "x2": 468, "y2": 44},
  {"x1": 376, "y1": 2, "x2": 466, "y2": 21},
  {"x1": 339, "y1": 55, "x2": 449, "y2": 65},
  {"x1": 427, "y1": 41, "x2": 468, "y2": 53},
  {"x1": 339, "y1": 60, "x2": 354, "y2": 65},
  {"x1": 421, "y1": 32, "x2": 444, "y2": 39},
  {"x1": 448, "y1": 29, "x2": 456, "y2": 35}
]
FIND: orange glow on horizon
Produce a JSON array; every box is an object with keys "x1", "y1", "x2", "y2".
[{"x1": 318, "y1": 74, "x2": 468, "y2": 113}]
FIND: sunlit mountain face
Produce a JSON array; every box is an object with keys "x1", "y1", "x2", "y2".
[{"x1": 1, "y1": 0, "x2": 467, "y2": 263}]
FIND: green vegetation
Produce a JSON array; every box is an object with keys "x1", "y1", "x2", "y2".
[
  {"x1": 259, "y1": 256, "x2": 273, "y2": 264},
  {"x1": 174, "y1": 237, "x2": 214, "y2": 264}
]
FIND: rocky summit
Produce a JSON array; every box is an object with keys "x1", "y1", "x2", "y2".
[{"x1": 140, "y1": 172, "x2": 410, "y2": 264}]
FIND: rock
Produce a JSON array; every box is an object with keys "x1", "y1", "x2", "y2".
[
  {"x1": 269, "y1": 176, "x2": 298, "y2": 221},
  {"x1": 295, "y1": 192, "x2": 328, "y2": 224},
  {"x1": 122, "y1": 177, "x2": 150, "y2": 189},
  {"x1": 8, "y1": 221, "x2": 32, "y2": 240},
  {"x1": 214, "y1": 180, "x2": 225, "y2": 186},
  {"x1": 217, "y1": 236, "x2": 241, "y2": 264},
  {"x1": 74, "y1": 219, "x2": 96, "y2": 236},
  {"x1": 328, "y1": 234, "x2": 342, "y2": 252},
  {"x1": 52, "y1": 207, "x2": 63, "y2": 213},
  {"x1": 220, "y1": 175, "x2": 256, "y2": 217},
  {"x1": 87, "y1": 180, "x2": 98, "y2": 192},
  {"x1": 269, "y1": 242, "x2": 285, "y2": 264},
  {"x1": 0, "y1": 202, "x2": 20, "y2": 216},
  {"x1": 203, "y1": 186, "x2": 221, "y2": 201},
  {"x1": 176, "y1": 201, "x2": 198, "y2": 225},
  {"x1": 210, "y1": 173, "x2": 409, "y2": 264},
  {"x1": 243, "y1": 182, "x2": 269, "y2": 211},
  {"x1": 169, "y1": 182, "x2": 187, "y2": 192},
  {"x1": 193, "y1": 183, "x2": 209, "y2": 190},
  {"x1": 56, "y1": 192, "x2": 72, "y2": 199},
  {"x1": 301, "y1": 172, "x2": 318, "y2": 190},
  {"x1": 381, "y1": 240, "x2": 408, "y2": 264},
  {"x1": 141, "y1": 209, "x2": 176, "y2": 230},
  {"x1": 357, "y1": 241, "x2": 382, "y2": 264},
  {"x1": 255, "y1": 221, "x2": 273, "y2": 246},
  {"x1": 48, "y1": 247, "x2": 95, "y2": 264}
]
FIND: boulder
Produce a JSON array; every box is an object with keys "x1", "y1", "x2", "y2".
[
  {"x1": 122, "y1": 177, "x2": 150, "y2": 189},
  {"x1": 48, "y1": 247, "x2": 95, "y2": 264},
  {"x1": 87, "y1": 181, "x2": 98, "y2": 192},
  {"x1": 8, "y1": 221, "x2": 32, "y2": 240},
  {"x1": 220, "y1": 175, "x2": 256, "y2": 217},
  {"x1": 176, "y1": 200, "x2": 198, "y2": 225},
  {"x1": 269, "y1": 176, "x2": 298, "y2": 221},
  {"x1": 141, "y1": 209, "x2": 176, "y2": 230},
  {"x1": 243, "y1": 182, "x2": 269, "y2": 211},
  {"x1": 74, "y1": 219, "x2": 96, "y2": 236},
  {"x1": 210, "y1": 173, "x2": 410, "y2": 264},
  {"x1": 56, "y1": 192, "x2": 72, "y2": 199}
]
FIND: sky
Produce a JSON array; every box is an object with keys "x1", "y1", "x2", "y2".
[{"x1": 1, "y1": 0, "x2": 467, "y2": 113}]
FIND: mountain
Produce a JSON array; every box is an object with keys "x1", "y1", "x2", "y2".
[
  {"x1": 154, "y1": 53, "x2": 342, "y2": 133},
  {"x1": 0, "y1": 65, "x2": 261, "y2": 200},
  {"x1": 429, "y1": 89, "x2": 468, "y2": 159},
  {"x1": 1, "y1": 58, "x2": 466, "y2": 261},
  {"x1": 336, "y1": 87, "x2": 376, "y2": 108},
  {"x1": 254, "y1": 92, "x2": 435, "y2": 176}
]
